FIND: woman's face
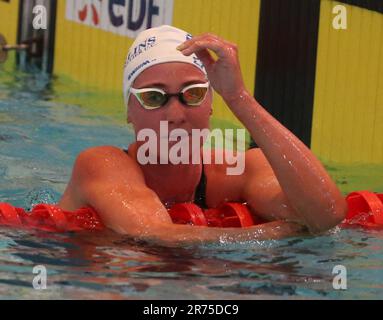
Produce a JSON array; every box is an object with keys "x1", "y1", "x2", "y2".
[{"x1": 127, "y1": 62, "x2": 212, "y2": 160}]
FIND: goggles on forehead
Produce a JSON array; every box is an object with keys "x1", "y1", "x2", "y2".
[{"x1": 129, "y1": 82, "x2": 210, "y2": 110}]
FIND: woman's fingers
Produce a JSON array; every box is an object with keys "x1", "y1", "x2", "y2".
[
  {"x1": 177, "y1": 35, "x2": 235, "y2": 62},
  {"x1": 194, "y1": 49, "x2": 215, "y2": 69},
  {"x1": 177, "y1": 33, "x2": 219, "y2": 50},
  {"x1": 179, "y1": 39, "x2": 225, "y2": 57},
  {"x1": 176, "y1": 33, "x2": 244, "y2": 101}
]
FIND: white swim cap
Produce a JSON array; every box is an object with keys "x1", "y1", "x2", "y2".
[{"x1": 123, "y1": 25, "x2": 208, "y2": 109}]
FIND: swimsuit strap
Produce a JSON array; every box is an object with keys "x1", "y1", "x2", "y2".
[
  {"x1": 194, "y1": 165, "x2": 208, "y2": 209},
  {"x1": 123, "y1": 148, "x2": 207, "y2": 209}
]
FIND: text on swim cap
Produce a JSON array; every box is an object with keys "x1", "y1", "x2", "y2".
[
  {"x1": 126, "y1": 36, "x2": 156, "y2": 66},
  {"x1": 127, "y1": 60, "x2": 151, "y2": 82}
]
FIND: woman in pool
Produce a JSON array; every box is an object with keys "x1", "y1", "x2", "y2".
[{"x1": 58, "y1": 25, "x2": 347, "y2": 244}]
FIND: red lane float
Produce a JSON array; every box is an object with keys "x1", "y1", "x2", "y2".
[
  {"x1": 342, "y1": 191, "x2": 383, "y2": 228},
  {"x1": 1, "y1": 190, "x2": 382, "y2": 232},
  {"x1": 168, "y1": 203, "x2": 208, "y2": 226},
  {"x1": 0, "y1": 203, "x2": 104, "y2": 232},
  {"x1": 0, "y1": 201, "x2": 258, "y2": 232},
  {"x1": 168, "y1": 202, "x2": 260, "y2": 227},
  {"x1": 167, "y1": 191, "x2": 383, "y2": 229}
]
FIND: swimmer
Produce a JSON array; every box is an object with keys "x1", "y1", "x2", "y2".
[{"x1": 58, "y1": 25, "x2": 347, "y2": 245}]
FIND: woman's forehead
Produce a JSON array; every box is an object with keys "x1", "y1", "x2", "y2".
[{"x1": 133, "y1": 62, "x2": 207, "y2": 88}]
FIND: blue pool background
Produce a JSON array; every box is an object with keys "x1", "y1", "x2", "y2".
[{"x1": 1, "y1": 65, "x2": 383, "y2": 299}]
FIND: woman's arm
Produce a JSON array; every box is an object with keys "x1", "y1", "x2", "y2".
[
  {"x1": 145, "y1": 220, "x2": 306, "y2": 247},
  {"x1": 226, "y1": 90, "x2": 347, "y2": 233},
  {"x1": 59, "y1": 146, "x2": 306, "y2": 246},
  {"x1": 83, "y1": 179, "x2": 306, "y2": 246},
  {"x1": 178, "y1": 34, "x2": 347, "y2": 233}
]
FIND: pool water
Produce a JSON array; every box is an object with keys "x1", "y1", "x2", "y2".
[{"x1": 1, "y1": 63, "x2": 383, "y2": 300}]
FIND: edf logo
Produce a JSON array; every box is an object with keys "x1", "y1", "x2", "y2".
[
  {"x1": 66, "y1": 0, "x2": 174, "y2": 38},
  {"x1": 108, "y1": 0, "x2": 160, "y2": 30}
]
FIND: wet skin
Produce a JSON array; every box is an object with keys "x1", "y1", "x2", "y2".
[{"x1": 58, "y1": 34, "x2": 347, "y2": 245}]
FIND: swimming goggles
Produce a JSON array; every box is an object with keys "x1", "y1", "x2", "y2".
[{"x1": 129, "y1": 82, "x2": 210, "y2": 110}]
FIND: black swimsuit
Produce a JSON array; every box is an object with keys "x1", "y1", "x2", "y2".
[
  {"x1": 194, "y1": 165, "x2": 207, "y2": 209},
  {"x1": 123, "y1": 149, "x2": 207, "y2": 209}
]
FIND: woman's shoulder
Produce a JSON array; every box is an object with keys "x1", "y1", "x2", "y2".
[
  {"x1": 76, "y1": 145, "x2": 136, "y2": 162},
  {"x1": 72, "y1": 145, "x2": 141, "y2": 182}
]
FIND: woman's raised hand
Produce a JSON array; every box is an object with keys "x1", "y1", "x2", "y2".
[{"x1": 177, "y1": 33, "x2": 247, "y2": 103}]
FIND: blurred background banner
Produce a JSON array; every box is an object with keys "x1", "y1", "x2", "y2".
[
  {"x1": 1, "y1": 0, "x2": 382, "y2": 166},
  {"x1": 65, "y1": 0, "x2": 174, "y2": 37}
]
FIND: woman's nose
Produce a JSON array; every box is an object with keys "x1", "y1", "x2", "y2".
[{"x1": 165, "y1": 96, "x2": 187, "y2": 125}]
